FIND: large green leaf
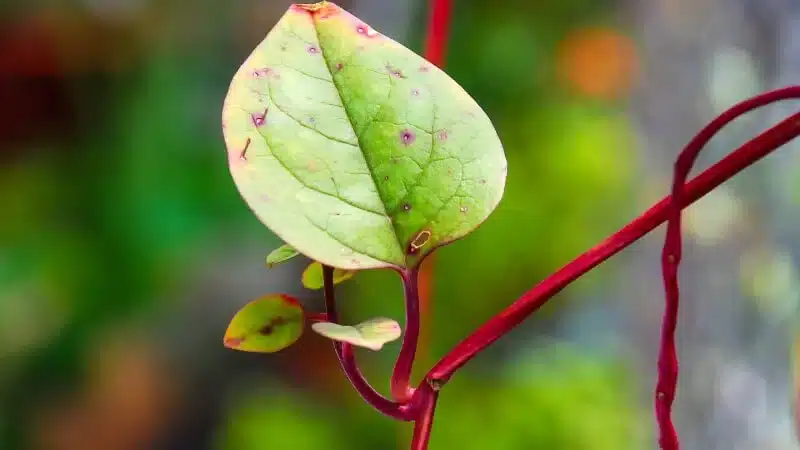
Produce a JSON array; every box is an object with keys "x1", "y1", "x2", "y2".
[
  {"x1": 222, "y1": 1, "x2": 506, "y2": 270},
  {"x1": 224, "y1": 294, "x2": 305, "y2": 353}
]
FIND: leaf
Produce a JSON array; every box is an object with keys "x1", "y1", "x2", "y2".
[
  {"x1": 301, "y1": 261, "x2": 355, "y2": 290},
  {"x1": 224, "y1": 294, "x2": 305, "y2": 353},
  {"x1": 222, "y1": 1, "x2": 507, "y2": 271},
  {"x1": 311, "y1": 317, "x2": 402, "y2": 351},
  {"x1": 266, "y1": 243, "x2": 300, "y2": 267}
]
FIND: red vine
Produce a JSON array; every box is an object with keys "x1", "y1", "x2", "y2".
[
  {"x1": 423, "y1": 0, "x2": 453, "y2": 68},
  {"x1": 656, "y1": 84, "x2": 800, "y2": 450},
  {"x1": 323, "y1": 2, "x2": 800, "y2": 449}
]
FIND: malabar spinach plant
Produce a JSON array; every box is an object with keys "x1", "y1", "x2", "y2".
[{"x1": 220, "y1": 2, "x2": 800, "y2": 449}]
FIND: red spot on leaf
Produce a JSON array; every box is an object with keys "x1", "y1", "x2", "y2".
[
  {"x1": 252, "y1": 67, "x2": 272, "y2": 77},
  {"x1": 308, "y1": 46, "x2": 319, "y2": 54},
  {"x1": 401, "y1": 129, "x2": 416, "y2": 145},
  {"x1": 356, "y1": 24, "x2": 378, "y2": 38},
  {"x1": 437, "y1": 130, "x2": 449, "y2": 141},
  {"x1": 251, "y1": 109, "x2": 268, "y2": 127}
]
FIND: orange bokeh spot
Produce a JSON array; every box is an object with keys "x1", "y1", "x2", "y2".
[{"x1": 556, "y1": 27, "x2": 639, "y2": 101}]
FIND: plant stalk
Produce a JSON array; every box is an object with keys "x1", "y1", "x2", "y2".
[
  {"x1": 409, "y1": 383, "x2": 439, "y2": 450},
  {"x1": 391, "y1": 268, "x2": 422, "y2": 402},
  {"x1": 322, "y1": 265, "x2": 412, "y2": 420},
  {"x1": 422, "y1": 89, "x2": 800, "y2": 388},
  {"x1": 654, "y1": 83, "x2": 800, "y2": 450},
  {"x1": 423, "y1": 0, "x2": 453, "y2": 68}
]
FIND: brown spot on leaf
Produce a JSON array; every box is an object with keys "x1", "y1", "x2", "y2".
[
  {"x1": 402, "y1": 203, "x2": 411, "y2": 212},
  {"x1": 260, "y1": 316, "x2": 289, "y2": 336},
  {"x1": 459, "y1": 206, "x2": 468, "y2": 213},
  {"x1": 408, "y1": 230, "x2": 431, "y2": 253},
  {"x1": 335, "y1": 62, "x2": 344, "y2": 72},
  {"x1": 411, "y1": 88, "x2": 421, "y2": 97},
  {"x1": 387, "y1": 64, "x2": 406, "y2": 78},
  {"x1": 293, "y1": 2, "x2": 336, "y2": 15},
  {"x1": 419, "y1": 65, "x2": 431, "y2": 73},
  {"x1": 240, "y1": 137, "x2": 251, "y2": 161}
]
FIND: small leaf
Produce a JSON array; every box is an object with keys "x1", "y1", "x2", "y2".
[
  {"x1": 224, "y1": 294, "x2": 305, "y2": 353},
  {"x1": 311, "y1": 317, "x2": 401, "y2": 351},
  {"x1": 301, "y1": 261, "x2": 355, "y2": 290},
  {"x1": 266, "y1": 243, "x2": 300, "y2": 268}
]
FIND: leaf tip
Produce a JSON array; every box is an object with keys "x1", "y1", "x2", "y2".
[
  {"x1": 292, "y1": 2, "x2": 339, "y2": 18},
  {"x1": 224, "y1": 336, "x2": 245, "y2": 349}
]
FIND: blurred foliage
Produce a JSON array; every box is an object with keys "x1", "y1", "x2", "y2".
[
  {"x1": 0, "y1": 0, "x2": 647, "y2": 448},
  {"x1": 215, "y1": 349, "x2": 649, "y2": 450}
]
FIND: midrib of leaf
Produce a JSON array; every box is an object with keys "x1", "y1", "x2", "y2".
[{"x1": 306, "y1": 14, "x2": 405, "y2": 260}]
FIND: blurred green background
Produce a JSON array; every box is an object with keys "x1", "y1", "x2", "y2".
[{"x1": 2, "y1": 0, "x2": 800, "y2": 449}]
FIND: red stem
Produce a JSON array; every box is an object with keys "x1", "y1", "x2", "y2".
[
  {"x1": 409, "y1": 383, "x2": 439, "y2": 450},
  {"x1": 654, "y1": 83, "x2": 800, "y2": 450},
  {"x1": 391, "y1": 268, "x2": 422, "y2": 402},
  {"x1": 306, "y1": 312, "x2": 329, "y2": 322},
  {"x1": 321, "y1": 265, "x2": 413, "y2": 421},
  {"x1": 422, "y1": 87, "x2": 800, "y2": 389},
  {"x1": 423, "y1": 0, "x2": 453, "y2": 68}
]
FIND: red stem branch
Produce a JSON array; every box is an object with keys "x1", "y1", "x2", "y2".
[
  {"x1": 421, "y1": 87, "x2": 800, "y2": 390},
  {"x1": 423, "y1": 0, "x2": 453, "y2": 68},
  {"x1": 391, "y1": 268, "x2": 422, "y2": 402},
  {"x1": 321, "y1": 265, "x2": 413, "y2": 421},
  {"x1": 654, "y1": 83, "x2": 800, "y2": 450},
  {"x1": 409, "y1": 383, "x2": 439, "y2": 450}
]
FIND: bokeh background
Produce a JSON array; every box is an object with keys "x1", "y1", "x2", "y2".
[{"x1": 2, "y1": 0, "x2": 800, "y2": 448}]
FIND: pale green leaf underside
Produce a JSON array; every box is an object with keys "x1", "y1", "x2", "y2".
[
  {"x1": 266, "y1": 243, "x2": 301, "y2": 267},
  {"x1": 222, "y1": 2, "x2": 506, "y2": 270},
  {"x1": 311, "y1": 317, "x2": 401, "y2": 351},
  {"x1": 301, "y1": 261, "x2": 355, "y2": 290}
]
